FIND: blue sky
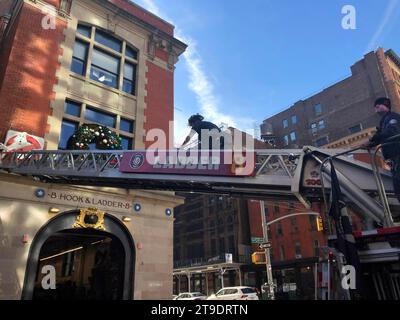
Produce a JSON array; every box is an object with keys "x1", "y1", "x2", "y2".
[{"x1": 132, "y1": 0, "x2": 400, "y2": 145}]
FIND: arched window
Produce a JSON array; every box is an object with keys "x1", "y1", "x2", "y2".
[
  {"x1": 70, "y1": 23, "x2": 138, "y2": 95},
  {"x1": 58, "y1": 99, "x2": 135, "y2": 150}
]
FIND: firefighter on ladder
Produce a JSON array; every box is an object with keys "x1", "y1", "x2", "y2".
[
  {"x1": 181, "y1": 114, "x2": 224, "y2": 150},
  {"x1": 363, "y1": 97, "x2": 400, "y2": 201}
]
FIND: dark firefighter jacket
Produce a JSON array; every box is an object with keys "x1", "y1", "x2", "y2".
[{"x1": 370, "y1": 111, "x2": 400, "y2": 159}]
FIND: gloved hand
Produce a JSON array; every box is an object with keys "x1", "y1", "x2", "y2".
[
  {"x1": 360, "y1": 140, "x2": 377, "y2": 149},
  {"x1": 361, "y1": 127, "x2": 381, "y2": 149}
]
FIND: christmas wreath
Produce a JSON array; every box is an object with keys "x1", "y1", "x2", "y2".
[{"x1": 67, "y1": 123, "x2": 122, "y2": 150}]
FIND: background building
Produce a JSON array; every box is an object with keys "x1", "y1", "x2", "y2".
[
  {"x1": 261, "y1": 48, "x2": 400, "y2": 149},
  {"x1": 173, "y1": 193, "x2": 251, "y2": 295},
  {"x1": 0, "y1": 0, "x2": 185, "y2": 299},
  {"x1": 258, "y1": 48, "x2": 400, "y2": 299},
  {"x1": 172, "y1": 130, "x2": 268, "y2": 295}
]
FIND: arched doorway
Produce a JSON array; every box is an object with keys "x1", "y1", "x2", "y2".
[{"x1": 22, "y1": 210, "x2": 135, "y2": 300}]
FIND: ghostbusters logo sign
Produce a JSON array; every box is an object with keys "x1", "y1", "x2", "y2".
[{"x1": 0, "y1": 130, "x2": 44, "y2": 152}]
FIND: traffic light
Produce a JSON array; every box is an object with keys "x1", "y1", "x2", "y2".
[
  {"x1": 316, "y1": 216, "x2": 324, "y2": 231},
  {"x1": 328, "y1": 251, "x2": 335, "y2": 263},
  {"x1": 251, "y1": 251, "x2": 266, "y2": 264}
]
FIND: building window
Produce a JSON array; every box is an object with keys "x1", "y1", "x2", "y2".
[
  {"x1": 123, "y1": 62, "x2": 136, "y2": 94},
  {"x1": 295, "y1": 242, "x2": 302, "y2": 258},
  {"x1": 349, "y1": 123, "x2": 362, "y2": 134},
  {"x1": 227, "y1": 216, "x2": 234, "y2": 232},
  {"x1": 219, "y1": 238, "x2": 225, "y2": 253},
  {"x1": 70, "y1": 24, "x2": 138, "y2": 95},
  {"x1": 71, "y1": 40, "x2": 88, "y2": 75},
  {"x1": 120, "y1": 118, "x2": 134, "y2": 133},
  {"x1": 290, "y1": 217, "x2": 298, "y2": 233},
  {"x1": 217, "y1": 217, "x2": 224, "y2": 234},
  {"x1": 126, "y1": 45, "x2": 138, "y2": 60},
  {"x1": 60, "y1": 100, "x2": 135, "y2": 150},
  {"x1": 309, "y1": 215, "x2": 316, "y2": 231},
  {"x1": 209, "y1": 220, "x2": 215, "y2": 229},
  {"x1": 76, "y1": 24, "x2": 91, "y2": 38},
  {"x1": 279, "y1": 245, "x2": 285, "y2": 261},
  {"x1": 59, "y1": 120, "x2": 78, "y2": 149},
  {"x1": 283, "y1": 119, "x2": 288, "y2": 128},
  {"x1": 64, "y1": 100, "x2": 81, "y2": 117},
  {"x1": 228, "y1": 235, "x2": 235, "y2": 254},
  {"x1": 217, "y1": 198, "x2": 223, "y2": 210},
  {"x1": 95, "y1": 29, "x2": 122, "y2": 52},
  {"x1": 210, "y1": 239, "x2": 216, "y2": 255},
  {"x1": 174, "y1": 247, "x2": 180, "y2": 261},
  {"x1": 276, "y1": 221, "x2": 283, "y2": 236},
  {"x1": 85, "y1": 107, "x2": 116, "y2": 128},
  {"x1": 291, "y1": 115, "x2": 297, "y2": 125},
  {"x1": 314, "y1": 103, "x2": 322, "y2": 115},
  {"x1": 318, "y1": 120, "x2": 325, "y2": 130},
  {"x1": 311, "y1": 123, "x2": 317, "y2": 134},
  {"x1": 90, "y1": 48, "x2": 120, "y2": 88},
  {"x1": 288, "y1": 202, "x2": 295, "y2": 210},
  {"x1": 120, "y1": 136, "x2": 132, "y2": 150},
  {"x1": 283, "y1": 135, "x2": 289, "y2": 146},
  {"x1": 315, "y1": 136, "x2": 328, "y2": 147},
  {"x1": 273, "y1": 203, "x2": 279, "y2": 214},
  {"x1": 59, "y1": 0, "x2": 72, "y2": 14},
  {"x1": 290, "y1": 131, "x2": 296, "y2": 142}
]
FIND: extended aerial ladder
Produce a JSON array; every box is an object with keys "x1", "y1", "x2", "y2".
[
  {"x1": 0, "y1": 146, "x2": 397, "y2": 226},
  {"x1": 1, "y1": 146, "x2": 400, "y2": 299}
]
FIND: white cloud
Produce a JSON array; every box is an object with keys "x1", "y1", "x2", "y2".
[
  {"x1": 365, "y1": 0, "x2": 400, "y2": 53},
  {"x1": 176, "y1": 33, "x2": 236, "y2": 127},
  {"x1": 131, "y1": 0, "x2": 257, "y2": 146}
]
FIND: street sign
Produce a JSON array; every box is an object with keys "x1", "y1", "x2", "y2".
[
  {"x1": 251, "y1": 237, "x2": 265, "y2": 244},
  {"x1": 259, "y1": 242, "x2": 272, "y2": 249}
]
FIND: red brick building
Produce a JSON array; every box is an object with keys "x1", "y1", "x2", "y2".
[
  {"x1": 0, "y1": 0, "x2": 186, "y2": 300},
  {"x1": 0, "y1": 0, "x2": 186, "y2": 149}
]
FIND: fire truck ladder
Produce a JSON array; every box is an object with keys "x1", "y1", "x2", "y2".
[{"x1": 0, "y1": 147, "x2": 396, "y2": 225}]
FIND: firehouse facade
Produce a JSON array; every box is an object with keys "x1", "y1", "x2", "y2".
[{"x1": 0, "y1": 0, "x2": 186, "y2": 299}]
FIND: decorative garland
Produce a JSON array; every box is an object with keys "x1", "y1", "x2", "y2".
[{"x1": 67, "y1": 123, "x2": 122, "y2": 150}]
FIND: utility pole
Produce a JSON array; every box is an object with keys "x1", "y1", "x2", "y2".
[
  {"x1": 260, "y1": 200, "x2": 275, "y2": 300},
  {"x1": 314, "y1": 262, "x2": 318, "y2": 300},
  {"x1": 187, "y1": 271, "x2": 191, "y2": 293},
  {"x1": 220, "y1": 268, "x2": 225, "y2": 289},
  {"x1": 327, "y1": 258, "x2": 330, "y2": 300}
]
